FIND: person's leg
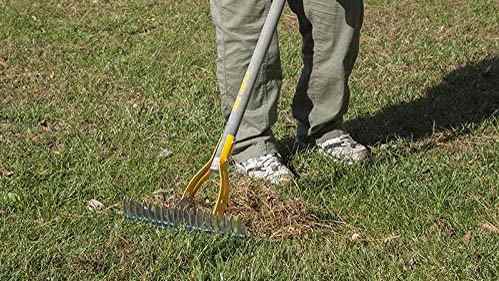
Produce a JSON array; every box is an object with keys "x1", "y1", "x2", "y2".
[
  {"x1": 289, "y1": 0, "x2": 369, "y2": 163},
  {"x1": 288, "y1": 0, "x2": 364, "y2": 144},
  {"x1": 210, "y1": 0, "x2": 282, "y2": 162}
]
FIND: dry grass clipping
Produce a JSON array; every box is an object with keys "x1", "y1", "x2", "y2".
[{"x1": 146, "y1": 178, "x2": 338, "y2": 239}]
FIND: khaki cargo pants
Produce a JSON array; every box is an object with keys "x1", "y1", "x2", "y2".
[{"x1": 210, "y1": 0, "x2": 364, "y2": 161}]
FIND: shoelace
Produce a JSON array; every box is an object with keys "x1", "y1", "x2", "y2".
[
  {"x1": 322, "y1": 135, "x2": 358, "y2": 150},
  {"x1": 244, "y1": 154, "x2": 282, "y2": 172}
]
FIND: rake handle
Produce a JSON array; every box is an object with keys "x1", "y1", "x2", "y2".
[{"x1": 210, "y1": 0, "x2": 286, "y2": 171}]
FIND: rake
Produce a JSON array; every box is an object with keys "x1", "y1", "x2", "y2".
[{"x1": 123, "y1": 0, "x2": 286, "y2": 236}]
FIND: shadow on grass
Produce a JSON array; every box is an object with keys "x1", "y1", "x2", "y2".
[
  {"x1": 346, "y1": 56, "x2": 499, "y2": 146},
  {"x1": 278, "y1": 56, "x2": 498, "y2": 158}
]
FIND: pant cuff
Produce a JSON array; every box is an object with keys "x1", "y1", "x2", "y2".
[{"x1": 231, "y1": 141, "x2": 278, "y2": 163}]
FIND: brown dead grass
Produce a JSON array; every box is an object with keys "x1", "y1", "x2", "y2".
[
  {"x1": 226, "y1": 179, "x2": 338, "y2": 239},
  {"x1": 145, "y1": 178, "x2": 339, "y2": 239}
]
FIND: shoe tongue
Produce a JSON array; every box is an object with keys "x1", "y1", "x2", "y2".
[{"x1": 260, "y1": 154, "x2": 276, "y2": 163}]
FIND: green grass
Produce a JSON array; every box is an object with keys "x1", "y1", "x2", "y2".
[{"x1": 1, "y1": 0, "x2": 498, "y2": 279}]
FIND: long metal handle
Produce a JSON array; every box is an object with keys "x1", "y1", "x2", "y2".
[{"x1": 211, "y1": 0, "x2": 286, "y2": 170}]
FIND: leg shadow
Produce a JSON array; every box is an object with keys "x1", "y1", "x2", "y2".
[{"x1": 345, "y1": 56, "x2": 498, "y2": 146}]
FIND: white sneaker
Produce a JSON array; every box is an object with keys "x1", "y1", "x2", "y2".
[
  {"x1": 318, "y1": 134, "x2": 371, "y2": 164},
  {"x1": 234, "y1": 153, "x2": 294, "y2": 184}
]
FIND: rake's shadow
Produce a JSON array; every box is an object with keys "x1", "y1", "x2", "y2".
[
  {"x1": 345, "y1": 56, "x2": 499, "y2": 146},
  {"x1": 278, "y1": 56, "x2": 498, "y2": 158}
]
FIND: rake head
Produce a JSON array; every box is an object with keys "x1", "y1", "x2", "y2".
[{"x1": 123, "y1": 198, "x2": 248, "y2": 237}]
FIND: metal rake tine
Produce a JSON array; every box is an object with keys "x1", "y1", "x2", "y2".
[
  {"x1": 221, "y1": 216, "x2": 229, "y2": 234},
  {"x1": 178, "y1": 208, "x2": 184, "y2": 225},
  {"x1": 168, "y1": 207, "x2": 174, "y2": 225},
  {"x1": 135, "y1": 201, "x2": 143, "y2": 220},
  {"x1": 171, "y1": 208, "x2": 176, "y2": 225},
  {"x1": 188, "y1": 211, "x2": 194, "y2": 230},
  {"x1": 177, "y1": 208, "x2": 183, "y2": 226},
  {"x1": 163, "y1": 207, "x2": 170, "y2": 225},
  {"x1": 147, "y1": 204, "x2": 154, "y2": 224},
  {"x1": 173, "y1": 208, "x2": 179, "y2": 226},
  {"x1": 218, "y1": 216, "x2": 224, "y2": 232},
  {"x1": 152, "y1": 205, "x2": 159, "y2": 225},
  {"x1": 199, "y1": 211, "x2": 206, "y2": 229},
  {"x1": 138, "y1": 202, "x2": 146, "y2": 222},
  {"x1": 202, "y1": 212, "x2": 216, "y2": 233},
  {"x1": 227, "y1": 217, "x2": 238, "y2": 235},
  {"x1": 206, "y1": 212, "x2": 215, "y2": 232},
  {"x1": 213, "y1": 216, "x2": 221, "y2": 232},
  {"x1": 127, "y1": 199, "x2": 134, "y2": 218},
  {"x1": 134, "y1": 200, "x2": 140, "y2": 218},
  {"x1": 182, "y1": 209, "x2": 189, "y2": 227},
  {"x1": 149, "y1": 205, "x2": 156, "y2": 225},
  {"x1": 170, "y1": 208, "x2": 177, "y2": 226},
  {"x1": 204, "y1": 212, "x2": 212, "y2": 230},
  {"x1": 188, "y1": 210, "x2": 194, "y2": 227},
  {"x1": 198, "y1": 212, "x2": 205, "y2": 231},
  {"x1": 177, "y1": 208, "x2": 183, "y2": 225},
  {"x1": 123, "y1": 198, "x2": 129, "y2": 217},
  {"x1": 230, "y1": 216, "x2": 240, "y2": 235},
  {"x1": 237, "y1": 219, "x2": 248, "y2": 236},
  {"x1": 185, "y1": 210, "x2": 190, "y2": 227},
  {"x1": 228, "y1": 216, "x2": 236, "y2": 234},
  {"x1": 128, "y1": 199, "x2": 134, "y2": 217},
  {"x1": 190, "y1": 210, "x2": 197, "y2": 230},
  {"x1": 143, "y1": 203, "x2": 150, "y2": 222},
  {"x1": 198, "y1": 211, "x2": 207, "y2": 231},
  {"x1": 129, "y1": 199, "x2": 137, "y2": 219},
  {"x1": 183, "y1": 209, "x2": 188, "y2": 226},
  {"x1": 227, "y1": 216, "x2": 237, "y2": 234},
  {"x1": 191, "y1": 211, "x2": 198, "y2": 231},
  {"x1": 177, "y1": 208, "x2": 182, "y2": 225},
  {"x1": 157, "y1": 205, "x2": 163, "y2": 226},
  {"x1": 209, "y1": 215, "x2": 216, "y2": 231},
  {"x1": 197, "y1": 211, "x2": 205, "y2": 230},
  {"x1": 195, "y1": 211, "x2": 203, "y2": 231},
  {"x1": 219, "y1": 216, "x2": 224, "y2": 232},
  {"x1": 123, "y1": 199, "x2": 129, "y2": 217},
  {"x1": 156, "y1": 206, "x2": 163, "y2": 226},
  {"x1": 138, "y1": 201, "x2": 146, "y2": 221},
  {"x1": 223, "y1": 217, "x2": 231, "y2": 235},
  {"x1": 193, "y1": 210, "x2": 201, "y2": 230},
  {"x1": 124, "y1": 199, "x2": 132, "y2": 218},
  {"x1": 143, "y1": 203, "x2": 150, "y2": 223},
  {"x1": 167, "y1": 208, "x2": 173, "y2": 226},
  {"x1": 180, "y1": 209, "x2": 186, "y2": 226},
  {"x1": 182, "y1": 209, "x2": 192, "y2": 227},
  {"x1": 218, "y1": 216, "x2": 225, "y2": 233},
  {"x1": 225, "y1": 216, "x2": 232, "y2": 231},
  {"x1": 128, "y1": 199, "x2": 137, "y2": 219},
  {"x1": 131, "y1": 199, "x2": 138, "y2": 218},
  {"x1": 150, "y1": 205, "x2": 157, "y2": 225},
  {"x1": 153, "y1": 205, "x2": 160, "y2": 226},
  {"x1": 161, "y1": 208, "x2": 168, "y2": 226}
]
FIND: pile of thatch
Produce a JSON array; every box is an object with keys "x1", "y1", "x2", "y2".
[{"x1": 146, "y1": 178, "x2": 338, "y2": 239}]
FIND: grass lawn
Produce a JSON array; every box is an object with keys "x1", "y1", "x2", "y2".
[{"x1": 1, "y1": 0, "x2": 498, "y2": 279}]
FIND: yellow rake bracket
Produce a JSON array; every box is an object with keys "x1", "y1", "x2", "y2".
[{"x1": 181, "y1": 134, "x2": 234, "y2": 217}]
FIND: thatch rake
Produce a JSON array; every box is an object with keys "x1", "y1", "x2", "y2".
[{"x1": 124, "y1": 0, "x2": 287, "y2": 236}]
